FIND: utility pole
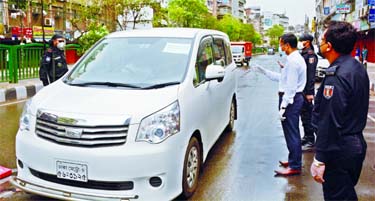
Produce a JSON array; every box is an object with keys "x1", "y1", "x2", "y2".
[{"x1": 41, "y1": 0, "x2": 46, "y2": 51}]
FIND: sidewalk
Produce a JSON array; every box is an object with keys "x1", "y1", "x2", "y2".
[{"x1": 0, "y1": 65, "x2": 74, "y2": 103}]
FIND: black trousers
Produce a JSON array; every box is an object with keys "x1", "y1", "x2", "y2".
[
  {"x1": 300, "y1": 97, "x2": 314, "y2": 143},
  {"x1": 322, "y1": 135, "x2": 366, "y2": 201}
]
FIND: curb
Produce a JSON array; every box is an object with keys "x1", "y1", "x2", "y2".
[{"x1": 0, "y1": 83, "x2": 43, "y2": 103}]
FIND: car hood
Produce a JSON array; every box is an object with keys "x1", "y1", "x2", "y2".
[{"x1": 31, "y1": 81, "x2": 179, "y2": 124}]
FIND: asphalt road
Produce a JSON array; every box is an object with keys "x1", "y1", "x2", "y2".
[{"x1": 1, "y1": 55, "x2": 374, "y2": 200}]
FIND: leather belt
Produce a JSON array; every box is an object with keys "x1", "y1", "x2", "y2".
[{"x1": 278, "y1": 92, "x2": 303, "y2": 96}]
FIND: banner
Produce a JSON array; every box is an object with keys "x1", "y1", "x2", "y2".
[
  {"x1": 11, "y1": 27, "x2": 33, "y2": 38},
  {"x1": 32, "y1": 26, "x2": 54, "y2": 40}
]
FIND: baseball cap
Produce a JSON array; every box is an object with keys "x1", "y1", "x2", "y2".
[
  {"x1": 299, "y1": 34, "x2": 314, "y2": 42},
  {"x1": 51, "y1": 34, "x2": 64, "y2": 41}
]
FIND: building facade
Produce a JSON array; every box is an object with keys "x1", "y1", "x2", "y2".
[{"x1": 315, "y1": 0, "x2": 375, "y2": 62}]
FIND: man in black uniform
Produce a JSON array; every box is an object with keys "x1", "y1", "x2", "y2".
[
  {"x1": 39, "y1": 34, "x2": 68, "y2": 86},
  {"x1": 298, "y1": 34, "x2": 318, "y2": 151},
  {"x1": 311, "y1": 21, "x2": 368, "y2": 201}
]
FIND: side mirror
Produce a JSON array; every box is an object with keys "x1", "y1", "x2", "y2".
[{"x1": 205, "y1": 64, "x2": 225, "y2": 82}]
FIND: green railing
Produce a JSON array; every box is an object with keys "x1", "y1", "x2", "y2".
[
  {"x1": 0, "y1": 45, "x2": 11, "y2": 82},
  {"x1": 0, "y1": 43, "x2": 81, "y2": 83}
]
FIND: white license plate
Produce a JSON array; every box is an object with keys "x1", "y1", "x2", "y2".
[{"x1": 56, "y1": 161, "x2": 88, "y2": 182}]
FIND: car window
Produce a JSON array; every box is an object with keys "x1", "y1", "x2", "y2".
[
  {"x1": 195, "y1": 37, "x2": 213, "y2": 85},
  {"x1": 66, "y1": 37, "x2": 193, "y2": 87},
  {"x1": 231, "y1": 46, "x2": 243, "y2": 53},
  {"x1": 212, "y1": 38, "x2": 226, "y2": 67},
  {"x1": 224, "y1": 41, "x2": 233, "y2": 65}
]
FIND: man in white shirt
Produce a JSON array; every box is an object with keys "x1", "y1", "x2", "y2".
[{"x1": 256, "y1": 33, "x2": 306, "y2": 176}]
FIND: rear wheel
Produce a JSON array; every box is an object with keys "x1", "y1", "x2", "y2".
[
  {"x1": 182, "y1": 137, "x2": 201, "y2": 198},
  {"x1": 225, "y1": 99, "x2": 236, "y2": 131}
]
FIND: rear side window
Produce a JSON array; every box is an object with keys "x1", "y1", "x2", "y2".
[
  {"x1": 224, "y1": 41, "x2": 233, "y2": 65},
  {"x1": 195, "y1": 37, "x2": 214, "y2": 84},
  {"x1": 212, "y1": 38, "x2": 226, "y2": 67}
]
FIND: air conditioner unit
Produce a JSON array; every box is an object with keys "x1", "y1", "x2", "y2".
[{"x1": 44, "y1": 18, "x2": 53, "y2": 26}]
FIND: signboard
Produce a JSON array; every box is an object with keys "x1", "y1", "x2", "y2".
[
  {"x1": 369, "y1": 0, "x2": 375, "y2": 6},
  {"x1": 32, "y1": 26, "x2": 54, "y2": 41},
  {"x1": 324, "y1": 7, "x2": 330, "y2": 15},
  {"x1": 336, "y1": 3, "x2": 351, "y2": 13},
  {"x1": 369, "y1": 8, "x2": 375, "y2": 23},
  {"x1": 11, "y1": 27, "x2": 33, "y2": 38}
]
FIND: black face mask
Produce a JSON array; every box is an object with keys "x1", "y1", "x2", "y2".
[{"x1": 317, "y1": 43, "x2": 325, "y2": 59}]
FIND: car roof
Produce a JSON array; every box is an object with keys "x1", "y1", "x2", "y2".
[{"x1": 107, "y1": 28, "x2": 227, "y2": 39}]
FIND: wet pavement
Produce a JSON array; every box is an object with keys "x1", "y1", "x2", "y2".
[{"x1": 1, "y1": 55, "x2": 374, "y2": 200}]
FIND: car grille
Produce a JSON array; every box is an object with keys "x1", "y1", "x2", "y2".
[
  {"x1": 29, "y1": 168, "x2": 134, "y2": 191},
  {"x1": 35, "y1": 117, "x2": 128, "y2": 147}
]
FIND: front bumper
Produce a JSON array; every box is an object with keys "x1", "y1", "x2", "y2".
[
  {"x1": 11, "y1": 176, "x2": 138, "y2": 201},
  {"x1": 14, "y1": 124, "x2": 186, "y2": 201}
]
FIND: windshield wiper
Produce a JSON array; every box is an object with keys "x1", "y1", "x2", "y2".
[
  {"x1": 142, "y1": 81, "x2": 180, "y2": 89},
  {"x1": 69, "y1": 81, "x2": 142, "y2": 88}
]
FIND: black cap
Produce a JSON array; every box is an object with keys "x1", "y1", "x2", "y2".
[
  {"x1": 299, "y1": 33, "x2": 313, "y2": 42},
  {"x1": 51, "y1": 34, "x2": 64, "y2": 41}
]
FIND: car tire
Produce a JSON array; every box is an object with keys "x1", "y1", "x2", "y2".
[
  {"x1": 182, "y1": 136, "x2": 201, "y2": 198},
  {"x1": 225, "y1": 99, "x2": 236, "y2": 131}
]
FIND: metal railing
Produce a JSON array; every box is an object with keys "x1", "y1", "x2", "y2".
[{"x1": 0, "y1": 43, "x2": 80, "y2": 83}]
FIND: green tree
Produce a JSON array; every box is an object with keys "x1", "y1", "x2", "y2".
[
  {"x1": 150, "y1": 2, "x2": 168, "y2": 27},
  {"x1": 200, "y1": 14, "x2": 219, "y2": 30},
  {"x1": 266, "y1": 25, "x2": 284, "y2": 48},
  {"x1": 77, "y1": 22, "x2": 109, "y2": 55},
  {"x1": 239, "y1": 23, "x2": 255, "y2": 41},
  {"x1": 216, "y1": 14, "x2": 242, "y2": 41},
  {"x1": 120, "y1": 0, "x2": 156, "y2": 30},
  {"x1": 167, "y1": 0, "x2": 208, "y2": 27}
]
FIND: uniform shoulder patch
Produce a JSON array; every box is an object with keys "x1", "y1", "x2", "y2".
[
  {"x1": 323, "y1": 85, "x2": 334, "y2": 99},
  {"x1": 325, "y1": 65, "x2": 339, "y2": 76},
  {"x1": 47, "y1": 48, "x2": 53, "y2": 53},
  {"x1": 309, "y1": 57, "x2": 315, "y2": 64}
]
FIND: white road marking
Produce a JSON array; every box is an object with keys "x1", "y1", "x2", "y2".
[
  {"x1": 0, "y1": 99, "x2": 27, "y2": 107},
  {"x1": 0, "y1": 190, "x2": 15, "y2": 199},
  {"x1": 0, "y1": 176, "x2": 11, "y2": 185},
  {"x1": 368, "y1": 114, "x2": 375, "y2": 123}
]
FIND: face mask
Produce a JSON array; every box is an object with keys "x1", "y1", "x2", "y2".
[
  {"x1": 279, "y1": 46, "x2": 285, "y2": 57},
  {"x1": 317, "y1": 44, "x2": 325, "y2": 59},
  {"x1": 297, "y1": 42, "x2": 304, "y2": 50},
  {"x1": 57, "y1": 42, "x2": 65, "y2": 50}
]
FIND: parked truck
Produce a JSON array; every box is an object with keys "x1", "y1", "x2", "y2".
[{"x1": 230, "y1": 41, "x2": 252, "y2": 66}]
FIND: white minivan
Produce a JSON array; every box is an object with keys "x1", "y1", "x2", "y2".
[{"x1": 11, "y1": 28, "x2": 237, "y2": 201}]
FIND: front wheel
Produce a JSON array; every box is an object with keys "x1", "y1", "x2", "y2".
[
  {"x1": 225, "y1": 99, "x2": 236, "y2": 131},
  {"x1": 182, "y1": 137, "x2": 201, "y2": 198}
]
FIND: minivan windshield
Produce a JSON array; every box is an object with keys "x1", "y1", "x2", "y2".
[
  {"x1": 231, "y1": 46, "x2": 243, "y2": 54},
  {"x1": 65, "y1": 37, "x2": 193, "y2": 88}
]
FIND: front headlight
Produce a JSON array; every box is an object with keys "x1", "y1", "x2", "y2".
[
  {"x1": 136, "y1": 101, "x2": 180, "y2": 144},
  {"x1": 19, "y1": 99, "x2": 32, "y2": 131}
]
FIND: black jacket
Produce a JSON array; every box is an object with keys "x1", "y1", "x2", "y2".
[
  {"x1": 39, "y1": 47, "x2": 68, "y2": 82},
  {"x1": 301, "y1": 47, "x2": 318, "y2": 95},
  {"x1": 312, "y1": 55, "x2": 369, "y2": 162}
]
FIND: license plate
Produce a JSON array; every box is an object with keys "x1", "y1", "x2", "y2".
[{"x1": 56, "y1": 161, "x2": 88, "y2": 182}]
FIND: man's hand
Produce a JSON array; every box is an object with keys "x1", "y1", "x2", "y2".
[
  {"x1": 305, "y1": 95, "x2": 314, "y2": 102},
  {"x1": 277, "y1": 61, "x2": 284, "y2": 68},
  {"x1": 279, "y1": 108, "x2": 286, "y2": 121},
  {"x1": 310, "y1": 158, "x2": 325, "y2": 183},
  {"x1": 254, "y1": 65, "x2": 266, "y2": 75}
]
